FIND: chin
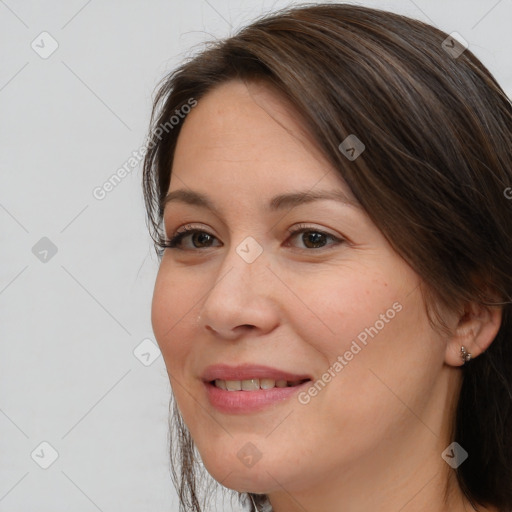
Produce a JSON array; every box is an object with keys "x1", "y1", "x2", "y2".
[
  {"x1": 205, "y1": 464, "x2": 276, "y2": 494},
  {"x1": 199, "y1": 446, "x2": 285, "y2": 494}
]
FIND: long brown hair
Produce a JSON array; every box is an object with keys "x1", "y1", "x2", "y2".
[{"x1": 143, "y1": 3, "x2": 512, "y2": 511}]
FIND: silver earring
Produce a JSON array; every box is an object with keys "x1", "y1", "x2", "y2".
[{"x1": 460, "y1": 345, "x2": 472, "y2": 364}]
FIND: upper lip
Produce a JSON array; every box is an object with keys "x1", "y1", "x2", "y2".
[{"x1": 201, "y1": 364, "x2": 312, "y2": 382}]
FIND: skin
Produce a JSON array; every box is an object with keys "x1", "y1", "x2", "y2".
[{"x1": 151, "y1": 79, "x2": 502, "y2": 512}]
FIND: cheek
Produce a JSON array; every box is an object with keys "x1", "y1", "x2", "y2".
[
  {"x1": 288, "y1": 267, "x2": 404, "y2": 360},
  {"x1": 151, "y1": 263, "x2": 199, "y2": 372},
  {"x1": 292, "y1": 266, "x2": 435, "y2": 421},
  {"x1": 151, "y1": 269, "x2": 205, "y2": 426},
  {"x1": 301, "y1": 282, "x2": 439, "y2": 442}
]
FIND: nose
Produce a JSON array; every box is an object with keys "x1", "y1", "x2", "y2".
[{"x1": 197, "y1": 243, "x2": 281, "y2": 340}]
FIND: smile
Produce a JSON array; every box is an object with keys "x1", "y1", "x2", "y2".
[
  {"x1": 204, "y1": 379, "x2": 312, "y2": 414},
  {"x1": 212, "y1": 378, "x2": 309, "y2": 390}
]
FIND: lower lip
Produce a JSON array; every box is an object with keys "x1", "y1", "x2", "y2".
[{"x1": 204, "y1": 381, "x2": 311, "y2": 414}]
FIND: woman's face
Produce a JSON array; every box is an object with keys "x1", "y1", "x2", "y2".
[{"x1": 151, "y1": 80, "x2": 456, "y2": 500}]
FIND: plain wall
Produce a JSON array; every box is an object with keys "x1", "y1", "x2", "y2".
[{"x1": 1, "y1": 1, "x2": 510, "y2": 510}]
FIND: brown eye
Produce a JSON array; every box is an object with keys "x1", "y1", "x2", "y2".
[
  {"x1": 189, "y1": 231, "x2": 215, "y2": 248},
  {"x1": 162, "y1": 227, "x2": 220, "y2": 250},
  {"x1": 287, "y1": 224, "x2": 343, "y2": 250},
  {"x1": 300, "y1": 231, "x2": 329, "y2": 248}
]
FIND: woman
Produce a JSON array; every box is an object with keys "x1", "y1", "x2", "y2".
[{"x1": 142, "y1": 3, "x2": 512, "y2": 511}]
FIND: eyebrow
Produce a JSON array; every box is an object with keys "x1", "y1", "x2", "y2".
[{"x1": 162, "y1": 188, "x2": 360, "y2": 215}]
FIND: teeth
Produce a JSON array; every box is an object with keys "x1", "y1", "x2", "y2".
[
  {"x1": 260, "y1": 378, "x2": 276, "y2": 389},
  {"x1": 213, "y1": 378, "x2": 307, "y2": 390},
  {"x1": 225, "y1": 380, "x2": 242, "y2": 391},
  {"x1": 214, "y1": 379, "x2": 227, "y2": 390},
  {"x1": 241, "y1": 378, "x2": 259, "y2": 391}
]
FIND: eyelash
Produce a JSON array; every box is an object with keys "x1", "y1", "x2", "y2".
[{"x1": 158, "y1": 223, "x2": 344, "y2": 251}]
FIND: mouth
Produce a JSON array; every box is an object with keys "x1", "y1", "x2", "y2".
[
  {"x1": 210, "y1": 378, "x2": 311, "y2": 391},
  {"x1": 201, "y1": 364, "x2": 313, "y2": 414}
]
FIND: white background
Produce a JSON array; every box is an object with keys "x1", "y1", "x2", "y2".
[{"x1": 1, "y1": 1, "x2": 511, "y2": 511}]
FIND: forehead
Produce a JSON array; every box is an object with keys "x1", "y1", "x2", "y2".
[
  {"x1": 167, "y1": 80, "x2": 360, "y2": 213},
  {"x1": 172, "y1": 79, "x2": 330, "y2": 176}
]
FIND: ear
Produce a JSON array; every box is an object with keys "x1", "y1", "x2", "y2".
[{"x1": 445, "y1": 301, "x2": 502, "y2": 367}]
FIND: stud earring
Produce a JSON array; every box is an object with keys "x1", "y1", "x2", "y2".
[{"x1": 460, "y1": 345, "x2": 472, "y2": 364}]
